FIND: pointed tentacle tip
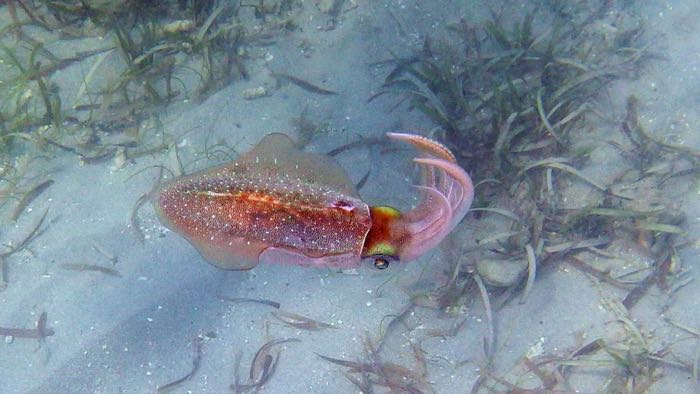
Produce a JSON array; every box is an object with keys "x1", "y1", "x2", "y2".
[{"x1": 387, "y1": 131, "x2": 457, "y2": 162}]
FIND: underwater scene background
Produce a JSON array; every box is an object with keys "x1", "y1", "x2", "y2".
[{"x1": 1, "y1": 1, "x2": 699, "y2": 393}]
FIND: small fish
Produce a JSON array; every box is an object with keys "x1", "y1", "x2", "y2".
[
  {"x1": 59, "y1": 263, "x2": 122, "y2": 277},
  {"x1": 220, "y1": 296, "x2": 281, "y2": 309},
  {"x1": 272, "y1": 72, "x2": 338, "y2": 95},
  {"x1": 10, "y1": 179, "x2": 53, "y2": 222},
  {"x1": 271, "y1": 310, "x2": 336, "y2": 330}
]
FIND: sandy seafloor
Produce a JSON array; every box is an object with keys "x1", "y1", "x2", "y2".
[{"x1": 0, "y1": 1, "x2": 699, "y2": 393}]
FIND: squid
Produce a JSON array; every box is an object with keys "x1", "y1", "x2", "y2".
[{"x1": 154, "y1": 132, "x2": 473, "y2": 270}]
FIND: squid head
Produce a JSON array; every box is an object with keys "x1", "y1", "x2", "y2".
[{"x1": 360, "y1": 133, "x2": 474, "y2": 268}]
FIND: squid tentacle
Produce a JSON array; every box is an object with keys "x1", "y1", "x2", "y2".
[
  {"x1": 413, "y1": 157, "x2": 474, "y2": 229},
  {"x1": 404, "y1": 186, "x2": 453, "y2": 252},
  {"x1": 386, "y1": 132, "x2": 474, "y2": 262},
  {"x1": 386, "y1": 132, "x2": 457, "y2": 162}
]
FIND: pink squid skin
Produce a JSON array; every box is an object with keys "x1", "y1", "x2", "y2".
[
  {"x1": 383, "y1": 132, "x2": 474, "y2": 262},
  {"x1": 154, "y1": 132, "x2": 474, "y2": 270}
]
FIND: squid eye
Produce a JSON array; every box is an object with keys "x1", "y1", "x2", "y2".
[{"x1": 373, "y1": 257, "x2": 390, "y2": 270}]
